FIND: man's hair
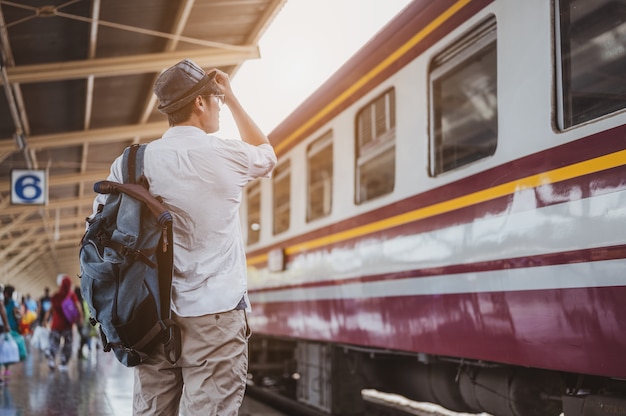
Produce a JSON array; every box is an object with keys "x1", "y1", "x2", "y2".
[{"x1": 167, "y1": 83, "x2": 222, "y2": 126}]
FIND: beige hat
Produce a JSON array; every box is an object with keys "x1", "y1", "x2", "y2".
[{"x1": 154, "y1": 59, "x2": 216, "y2": 114}]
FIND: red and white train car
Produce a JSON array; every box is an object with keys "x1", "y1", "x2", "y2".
[{"x1": 243, "y1": 0, "x2": 626, "y2": 415}]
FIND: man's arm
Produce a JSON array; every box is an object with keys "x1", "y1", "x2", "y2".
[{"x1": 212, "y1": 69, "x2": 271, "y2": 147}]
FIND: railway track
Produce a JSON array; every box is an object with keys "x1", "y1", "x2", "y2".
[
  {"x1": 362, "y1": 390, "x2": 492, "y2": 416},
  {"x1": 246, "y1": 384, "x2": 491, "y2": 416},
  {"x1": 245, "y1": 383, "x2": 330, "y2": 416}
]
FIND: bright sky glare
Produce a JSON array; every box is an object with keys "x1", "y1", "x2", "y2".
[{"x1": 217, "y1": 0, "x2": 413, "y2": 139}]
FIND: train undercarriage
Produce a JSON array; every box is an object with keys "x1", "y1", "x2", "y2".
[{"x1": 248, "y1": 335, "x2": 626, "y2": 416}]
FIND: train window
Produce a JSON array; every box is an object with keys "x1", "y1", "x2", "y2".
[
  {"x1": 246, "y1": 181, "x2": 261, "y2": 246},
  {"x1": 307, "y1": 131, "x2": 333, "y2": 222},
  {"x1": 272, "y1": 161, "x2": 291, "y2": 235},
  {"x1": 355, "y1": 88, "x2": 396, "y2": 204},
  {"x1": 556, "y1": 0, "x2": 626, "y2": 129},
  {"x1": 429, "y1": 17, "x2": 497, "y2": 176}
]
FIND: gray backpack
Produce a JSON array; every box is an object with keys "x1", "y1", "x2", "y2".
[{"x1": 79, "y1": 144, "x2": 181, "y2": 367}]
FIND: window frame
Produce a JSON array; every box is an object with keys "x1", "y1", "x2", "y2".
[
  {"x1": 272, "y1": 161, "x2": 291, "y2": 236},
  {"x1": 306, "y1": 130, "x2": 334, "y2": 223},
  {"x1": 245, "y1": 181, "x2": 261, "y2": 246},
  {"x1": 428, "y1": 16, "x2": 498, "y2": 177},
  {"x1": 354, "y1": 88, "x2": 397, "y2": 205},
  {"x1": 555, "y1": 0, "x2": 626, "y2": 130}
]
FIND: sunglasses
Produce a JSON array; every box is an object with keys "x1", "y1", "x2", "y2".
[{"x1": 202, "y1": 94, "x2": 225, "y2": 106}]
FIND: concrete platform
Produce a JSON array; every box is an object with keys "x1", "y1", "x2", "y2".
[{"x1": 0, "y1": 332, "x2": 285, "y2": 415}]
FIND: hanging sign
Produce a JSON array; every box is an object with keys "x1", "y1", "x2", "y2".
[{"x1": 11, "y1": 169, "x2": 48, "y2": 205}]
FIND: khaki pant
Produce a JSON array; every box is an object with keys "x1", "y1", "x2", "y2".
[{"x1": 133, "y1": 309, "x2": 250, "y2": 416}]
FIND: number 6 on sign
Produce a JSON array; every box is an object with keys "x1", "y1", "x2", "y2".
[{"x1": 11, "y1": 169, "x2": 47, "y2": 205}]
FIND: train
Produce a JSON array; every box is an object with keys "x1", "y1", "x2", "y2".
[{"x1": 242, "y1": 0, "x2": 626, "y2": 415}]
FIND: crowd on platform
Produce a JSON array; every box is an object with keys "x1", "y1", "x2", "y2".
[{"x1": 0, "y1": 274, "x2": 96, "y2": 382}]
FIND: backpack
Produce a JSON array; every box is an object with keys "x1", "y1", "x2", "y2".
[
  {"x1": 79, "y1": 144, "x2": 181, "y2": 367},
  {"x1": 61, "y1": 294, "x2": 80, "y2": 324}
]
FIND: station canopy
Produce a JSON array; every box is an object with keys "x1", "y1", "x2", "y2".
[{"x1": 0, "y1": 0, "x2": 285, "y2": 294}]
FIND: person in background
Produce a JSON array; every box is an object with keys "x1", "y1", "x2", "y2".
[
  {"x1": 3, "y1": 285, "x2": 21, "y2": 376},
  {"x1": 37, "y1": 287, "x2": 51, "y2": 327},
  {"x1": 0, "y1": 285, "x2": 11, "y2": 385},
  {"x1": 94, "y1": 59, "x2": 276, "y2": 415},
  {"x1": 19, "y1": 294, "x2": 38, "y2": 335},
  {"x1": 44, "y1": 276, "x2": 83, "y2": 371},
  {"x1": 74, "y1": 287, "x2": 91, "y2": 359},
  {"x1": 24, "y1": 294, "x2": 37, "y2": 314},
  {"x1": 3, "y1": 286, "x2": 20, "y2": 334},
  {"x1": 0, "y1": 287, "x2": 9, "y2": 334}
]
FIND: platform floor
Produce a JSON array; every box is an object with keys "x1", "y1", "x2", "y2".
[{"x1": 0, "y1": 332, "x2": 284, "y2": 415}]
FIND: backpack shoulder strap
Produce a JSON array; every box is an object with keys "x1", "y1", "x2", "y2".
[{"x1": 121, "y1": 144, "x2": 146, "y2": 184}]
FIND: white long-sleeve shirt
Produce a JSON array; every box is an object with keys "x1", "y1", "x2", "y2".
[{"x1": 94, "y1": 126, "x2": 276, "y2": 316}]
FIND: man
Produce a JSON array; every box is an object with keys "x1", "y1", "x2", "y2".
[{"x1": 94, "y1": 59, "x2": 276, "y2": 415}]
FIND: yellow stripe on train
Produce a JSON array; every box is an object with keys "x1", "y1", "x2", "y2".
[{"x1": 247, "y1": 149, "x2": 626, "y2": 266}]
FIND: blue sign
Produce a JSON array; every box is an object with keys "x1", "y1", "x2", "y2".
[{"x1": 11, "y1": 169, "x2": 47, "y2": 205}]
